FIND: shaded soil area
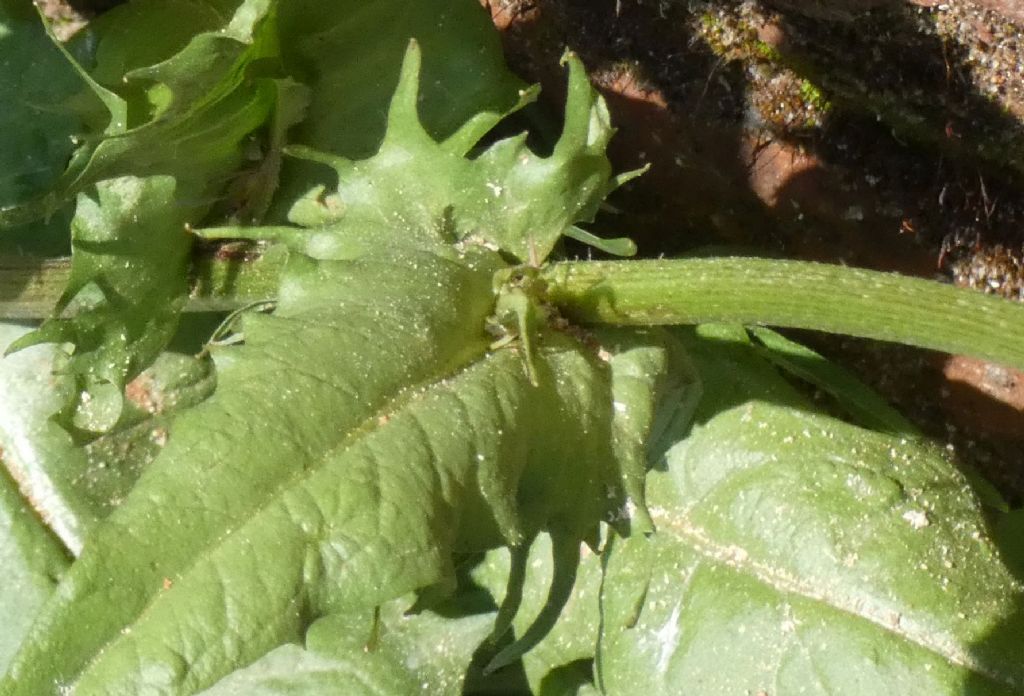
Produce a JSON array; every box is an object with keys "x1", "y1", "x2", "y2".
[{"x1": 486, "y1": 0, "x2": 1024, "y2": 501}]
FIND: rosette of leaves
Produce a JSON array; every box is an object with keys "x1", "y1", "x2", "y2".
[
  {"x1": 0, "y1": 28, "x2": 676, "y2": 692},
  {"x1": 1, "y1": 1, "x2": 1022, "y2": 694}
]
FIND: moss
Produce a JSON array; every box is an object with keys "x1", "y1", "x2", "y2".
[
  {"x1": 754, "y1": 40, "x2": 782, "y2": 62},
  {"x1": 799, "y1": 79, "x2": 830, "y2": 112}
]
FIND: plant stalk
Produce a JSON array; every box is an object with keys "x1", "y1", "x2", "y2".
[
  {"x1": 3, "y1": 254, "x2": 1024, "y2": 371},
  {"x1": 542, "y1": 257, "x2": 1024, "y2": 371}
]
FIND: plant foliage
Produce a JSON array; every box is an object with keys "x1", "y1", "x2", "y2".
[{"x1": 0, "y1": 0, "x2": 1022, "y2": 694}]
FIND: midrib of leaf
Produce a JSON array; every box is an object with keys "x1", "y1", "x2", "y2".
[
  {"x1": 648, "y1": 506, "x2": 1020, "y2": 692},
  {"x1": 71, "y1": 337, "x2": 497, "y2": 689},
  {"x1": 2, "y1": 244, "x2": 511, "y2": 694}
]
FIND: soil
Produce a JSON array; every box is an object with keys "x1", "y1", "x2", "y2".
[{"x1": 485, "y1": 0, "x2": 1024, "y2": 502}]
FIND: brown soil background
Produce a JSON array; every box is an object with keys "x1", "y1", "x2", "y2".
[{"x1": 486, "y1": 0, "x2": 1024, "y2": 502}]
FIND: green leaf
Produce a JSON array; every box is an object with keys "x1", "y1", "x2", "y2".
[
  {"x1": 198, "y1": 644, "x2": 411, "y2": 696},
  {"x1": 203, "y1": 533, "x2": 608, "y2": 696},
  {"x1": 0, "y1": 0, "x2": 85, "y2": 255},
  {"x1": 748, "y1": 326, "x2": 1008, "y2": 512},
  {"x1": 268, "y1": 0, "x2": 528, "y2": 222},
  {"x1": 599, "y1": 327, "x2": 702, "y2": 536},
  {"x1": 746, "y1": 326, "x2": 917, "y2": 434},
  {"x1": 2, "y1": 0, "x2": 276, "y2": 229},
  {"x1": 471, "y1": 533, "x2": 604, "y2": 694},
  {"x1": 200, "y1": 589, "x2": 496, "y2": 695},
  {"x1": 597, "y1": 330, "x2": 1024, "y2": 695},
  {"x1": 994, "y1": 509, "x2": 1024, "y2": 580},
  {"x1": 277, "y1": 0, "x2": 522, "y2": 159},
  {"x1": 219, "y1": 78, "x2": 310, "y2": 225},
  {"x1": 0, "y1": 463, "x2": 69, "y2": 675},
  {"x1": 0, "y1": 323, "x2": 95, "y2": 552},
  {"x1": 79, "y1": 349, "x2": 216, "y2": 515},
  {"x1": 9, "y1": 176, "x2": 193, "y2": 433},
  {"x1": 0, "y1": 337, "x2": 71, "y2": 673},
  {"x1": 3, "y1": 0, "x2": 283, "y2": 437},
  {"x1": 0, "y1": 230, "x2": 630, "y2": 693},
  {"x1": 0, "y1": 322, "x2": 216, "y2": 554},
  {"x1": 0, "y1": 1, "x2": 82, "y2": 210},
  {"x1": 280, "y1": 42, "x2": 622, "y2": 263},
  {"x1": 78, "y1": 0, "x2": 230, "y2": 95},
  {"x1": 0, "y1": 322, "x2": 218, "y2": 674}
]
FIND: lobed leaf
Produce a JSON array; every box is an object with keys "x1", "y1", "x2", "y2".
[
  {"x1": 0, "y1": 219, "x2": 664, "y2": 692},
  {"x1": 9, "y1": 176, "x2": 194, "y2": 433},
  {"x1": 3, "y1": 0, "x2": 277, "y2": 227},
  {"x1": 4, "y1": 0, "x2": 282, "y2": 433},
  {"x1": 267, "y1": 0, "x2": 528, "y2": 221},
  {"x1": 279, "y1": 42, "x2": 624, "y2": 264}
]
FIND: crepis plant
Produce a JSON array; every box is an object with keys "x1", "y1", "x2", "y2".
[{"x1": 1, "y1": 1, "x2": 1024, "y2": 694}]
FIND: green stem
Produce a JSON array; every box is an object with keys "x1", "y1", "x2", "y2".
[
  {"x1": 4, "y1": 254, "x2": 1024, "y2": 372},
  {"x1": 541, "y1": 257, "x2": 1024, "y2": 371}
]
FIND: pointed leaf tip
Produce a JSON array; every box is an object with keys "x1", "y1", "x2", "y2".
[
  {"x1": 271, "y1": 43, "x2": 627, "y2": 264},
  {"x1": 565, "y1": 227, "x2": 637, "y2": 257},
  {"x1": 385, "y1": 40, "x2": 427, "y2": 139}
]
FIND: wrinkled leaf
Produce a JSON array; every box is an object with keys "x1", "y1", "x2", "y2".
[
  {"x1": 202, "y1": 532, "x2": 608, "y2": 696},
  {"x1": 0, "y1": 232, "x2": 622, "y2": 693},
  {"x1": 597, "y1": 328, "x2": 1024, "y2": 696},
  {"x1": 279, "y1": 42, "x2": 621, "y2": 263},
  {"x1": 1, "y1": 52, "x2": 662, "y2": 686},
  {"x1": 9, "y1": 176, "x2": 193, "y2": 433},
  {"x1": 201, "y1": 586, "x2": 496, "y2": 695}
]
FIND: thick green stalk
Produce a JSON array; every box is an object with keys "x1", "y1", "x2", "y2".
[
  {"x1": 3, "y1": 254, "x2": 1024, "y2": 371},
  {"x1": 542, "y1": 257, "x2": 1024, "y2": 371}
]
